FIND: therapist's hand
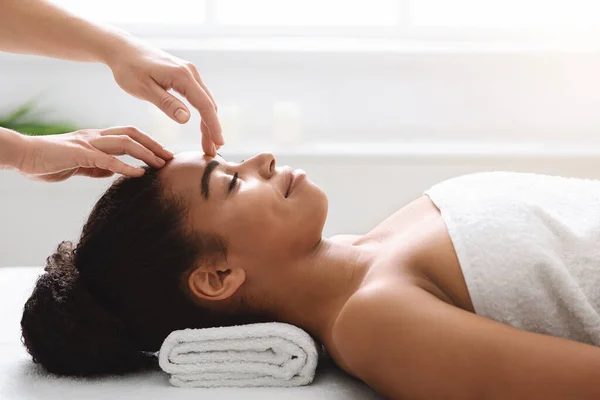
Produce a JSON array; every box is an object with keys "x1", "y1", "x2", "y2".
[
  {"x1": 106, "y1": 37, "x2": 223, "y2": 156},
  {"x1": 16, "y1": 127, "x2": 174, "y2": 182}
]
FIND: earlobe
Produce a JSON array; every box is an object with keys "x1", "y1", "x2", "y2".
[{"x1": 187, "y1": 265, "x2": 245, "y2": 302}]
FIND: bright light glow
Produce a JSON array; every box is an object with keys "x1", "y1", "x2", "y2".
[
  {"x1": 411, "y1": 0, "x2": 600, "y2": 29},
  {"x1": 216, "y1": 0, "x2": 399, "y2": 26},
  {"x1": 51, "y1": 0, "x2": 205, "y2": 24},
  {"x1": 49, "y1": 0, "x2": 600, "y2": 35}
]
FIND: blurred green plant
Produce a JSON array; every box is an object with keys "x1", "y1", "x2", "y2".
[{"x1": 0, "y1": 101, "x2": 78, "y2": 136}]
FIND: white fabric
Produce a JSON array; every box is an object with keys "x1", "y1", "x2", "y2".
[
  {"x1": 0, "y1": 267, "x2": 382, "y2": 400},
  {"x1": 159, "y1": 323, "x2": 318, "y2": 388},
  {"x1": 424, "y1": 171, "x2": 600, "y2": 344}
]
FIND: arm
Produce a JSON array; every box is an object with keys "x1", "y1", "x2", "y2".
[
  {"x1": 0, "y1": 0, "x2": 222, "y2": 154},
  {"x1": 333, "y1": 284, "x2": 600, "y2": 400},
  {"x1": 0, "y1": 127, "x2": 26, "y2": 170},
  {"x1": 0, "y1": 0, "x2": 121, "y2": 63},
  {"x1": 0, "y1": 126, "x2": 173, "y2": 182}
]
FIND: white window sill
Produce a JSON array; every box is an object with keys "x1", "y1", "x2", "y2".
[
  {"x1": 180, "y1": 141, "x2": 600, "y2": 163},
  {"x1": 150, "y1": 37, "x2": 600, "y2": 54},
  {"x1": 3, "y1": 37, "x2": 600, "y2": 62}
]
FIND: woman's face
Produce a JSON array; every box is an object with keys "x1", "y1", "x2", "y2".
[{"x1": 159, "y1": 152, "x2": 328, "y2": 267}]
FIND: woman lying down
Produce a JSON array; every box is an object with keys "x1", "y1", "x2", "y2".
[{"x1": 21, "y1": 151, "x2": 600, "y2": 399}]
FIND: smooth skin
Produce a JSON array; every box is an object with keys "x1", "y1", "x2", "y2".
[
  {"x1": 0, "y1": 0, "x2": 223, "y2": 180},
  {"x1": 159, "y1": 152, "x2": 600, "y2": 400}
]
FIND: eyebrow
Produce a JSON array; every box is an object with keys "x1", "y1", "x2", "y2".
[{"x1": 201, "y1": 160, "x2": 220, "y2": 199}]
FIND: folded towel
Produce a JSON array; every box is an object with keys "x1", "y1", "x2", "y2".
[{"x1": 158, "y1": 322, "x2": 319, "y2": 388}]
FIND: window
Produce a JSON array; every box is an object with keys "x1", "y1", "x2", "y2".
[
  {"x1": 53, "y1": 0, "x2": 206, "y2": 24},
  {"x1": 50, "y1": 0, "x2": 600, "y2": 41},
  {"x1": 214, "y1": 0, "x2": 399, "y2": 26},
  {"x1": 52, "y1": 0, "x2": 397, "y2": 27},
  {"x1": 412, "y1": 0, "x2": 600, "y2": 29}
]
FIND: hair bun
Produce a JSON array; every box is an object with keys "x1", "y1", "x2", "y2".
[
  {"x1": 23, "y1": 240, "x2": 158, "y2": 376},
  {"x1": 45, "y1": 241, "x2": 77, "y2": 275}
]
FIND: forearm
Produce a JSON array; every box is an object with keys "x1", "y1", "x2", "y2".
[
  {"x1": 0, "y1": 127, "x2": 27, "y2": 170},
  {"x1": 0, "y1": 0, "x2": 129, "y2": 64}
]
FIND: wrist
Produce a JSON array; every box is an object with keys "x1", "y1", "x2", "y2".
[
  {"x1": 0, "y1": 128, "x2": 30, "y2": 171},
  {"x1": 94, "y1": 26, "x2": 137, "y2": 68}
]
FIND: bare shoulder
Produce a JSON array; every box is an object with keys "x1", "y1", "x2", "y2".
[
  {"x1": 329, "y1": 281, "x2": 436, "y2": 380},
  {"x1": 331, "y1": 279, "x2": 600, "y2": 400},
  {"x1": 330, "y1": 282, "x2": 417, "y2": 373}
]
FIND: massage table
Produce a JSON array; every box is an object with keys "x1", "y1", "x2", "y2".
[{"x1": 0, "y1": 267, "x2": 382, "y2": 400}]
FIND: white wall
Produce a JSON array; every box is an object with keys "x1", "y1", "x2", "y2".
[
  {"x1": 2, "y1": 47, "x2": 600, "y2": 266},
  {"x1": 3, "y1": 48, "x2": 600, "y2": 148}
]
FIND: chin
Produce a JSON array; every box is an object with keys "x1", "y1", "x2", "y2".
[
  {"x1": 308, "y1": 188, "x2": 328, "y2": 235},
  {"x1": 287, "y1": 185, "x2": 326, "y2": 241}
]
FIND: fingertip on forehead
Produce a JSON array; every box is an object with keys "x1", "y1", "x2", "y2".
[
  {"x1": 170, "y1": 151, "x2": 225, "y2": 165},
  {"x1": 161, "y1": 152, "x2": 213, "y2": 172},
  {"x1": 158, "y1": 151, "x2": 225, "y2": 188}
]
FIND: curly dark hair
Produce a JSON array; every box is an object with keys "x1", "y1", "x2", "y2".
[{"x1": 21, "y1": 167, "x2": 267, "y2": 377}]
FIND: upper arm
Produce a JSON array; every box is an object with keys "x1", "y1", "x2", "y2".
[{"x1": 333, "y1": 284, "x2": 600, "y2": 400}]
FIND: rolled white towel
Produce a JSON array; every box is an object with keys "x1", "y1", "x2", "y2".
[{"x1": 158, "y1": 322, "x2": 319, "y2": 388}]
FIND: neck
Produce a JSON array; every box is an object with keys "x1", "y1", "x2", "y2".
[{"x1": 258, "y1": 237, "x2": 375, "y2": 344}]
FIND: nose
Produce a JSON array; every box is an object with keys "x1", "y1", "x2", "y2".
[{"x1": 241, "y1": 152, "x2": 276, "y2": 180}]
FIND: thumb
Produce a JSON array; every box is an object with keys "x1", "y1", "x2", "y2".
[{"x1": 148, "y1": 81, "x2": 191, "y2": 124}]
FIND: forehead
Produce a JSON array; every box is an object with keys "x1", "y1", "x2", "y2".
[{"x1": 158, "y1": 151, "x2": 223, "y2": 193}]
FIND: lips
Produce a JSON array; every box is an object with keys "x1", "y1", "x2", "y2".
[
  {"x1": 284, "y1": 170, "x2": 294, "y2": 198},
  {"x1": 283, "y1": 169, "x2": 307, "y2": 198}
]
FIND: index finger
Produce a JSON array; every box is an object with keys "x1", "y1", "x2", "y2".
[
  {"x1": 101, "y1": 126, "x2": 174, "y2": 161},
  {"x1": 174, "y1": 75, "x2": 223, "y2": 145},
  {"x1": 201, "y1": 120, "x2": 216, "y2": 156},
  {"x1": 92, "y1": 153, "x2": 145, "y2": 177}
]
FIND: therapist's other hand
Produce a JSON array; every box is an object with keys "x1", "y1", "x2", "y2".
[
  {"x1": 16, "y1": 127, "x2": 174, "y2": 182},
  {"x1": 107, "y1": 38, "x2": 223, "y2": 156}
]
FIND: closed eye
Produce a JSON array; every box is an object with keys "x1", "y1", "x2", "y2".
[{"x1": 228, "y1": 172, "x2": 239, "y2": 193}]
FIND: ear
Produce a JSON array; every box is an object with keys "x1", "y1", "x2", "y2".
[{"x1": 187, "y1": 264, "x2": 245, "y2": 302}]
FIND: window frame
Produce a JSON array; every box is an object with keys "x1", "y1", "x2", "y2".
[{"x1": 54, "y1": 0, "x2": 600, "y2": 46}]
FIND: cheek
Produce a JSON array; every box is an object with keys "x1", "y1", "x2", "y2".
[
  {"x1": 223, "y1": 217, "x2": 284, "y2": 261},
  {"x1": 221, "y1": 184, "x2": 326, "y2": 255},
  {"x1": 221, "y1": 192, "x2": 285, "y2": 247}
]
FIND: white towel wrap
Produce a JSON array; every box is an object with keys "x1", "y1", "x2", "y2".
[{"x1": 424, "y1": 171, "x2": 600, "y2": 344}]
